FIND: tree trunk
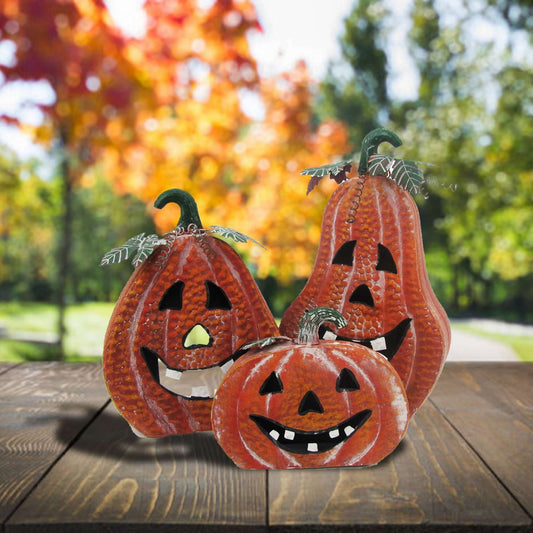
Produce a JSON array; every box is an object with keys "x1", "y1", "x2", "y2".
[{"x1": 56, "y1": 130, "x2": 73, "y2": 360}]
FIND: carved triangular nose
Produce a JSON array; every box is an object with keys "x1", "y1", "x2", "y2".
[
  {"x1": 349, "y1": 284, "x2": 374, "y2": 307},
  {"x1": 298, "y1": 390, "x2": 324, "y2": 416}
]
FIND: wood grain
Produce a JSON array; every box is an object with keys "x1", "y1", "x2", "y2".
[
  {"x1": 2, "y1": 362, "x2": 532, "y2": 532},
  {"x1": 8, "y1": 402, "x2": 267, "y2": 529},
  {"x1": 0, "y1": 363, "x2": 20, "y2": 376},
  {"x1": 431, "y1": 362, "x2": 533, "y2": 517},
  {"x1": 268, "y1": 397, "x2": 530, "y2": 527},
  {"x1": 0, "y1": 362, "x2": 108, "y2": 525}
]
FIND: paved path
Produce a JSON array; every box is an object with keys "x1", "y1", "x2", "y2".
[{"x1": 447, "y1": 328, "x2": 519, "y2": 362}]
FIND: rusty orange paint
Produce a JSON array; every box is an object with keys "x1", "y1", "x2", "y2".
[
  {"x1": 103, "y1": 189, "x2": 278, "y2": 437},
  {"x1": 212, "y1": 328, "x2": 409, "y2": 470},
  {"x1": 280, "y1": 131, "x2": 450, "y2": 417}
]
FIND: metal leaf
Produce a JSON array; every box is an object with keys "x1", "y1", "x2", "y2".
[
  {"x1": 368, "y1": 155, "x2": 425, "y2": 195},
  {"x1": 209, "y1": 226, "x2": 265, "y2": 249},
  {"x1": 131, "y1": 235, "x2": 167, "y2": 267},
  {"x1": 301, "y1": 160, "x2": 352, "y2": 178},
  {"x1": 390, "y1": 159, "x2": 425, "y2": 194},
  {"x1": 100, "y1": 233, "x2": 147, "y2": 266},
  {"x1": 240, "y1": 336, "x2": 292, "y2": 351},
  {"x1": 301, "y1": 160, "x2": 353, "y2": 194},
  {"x1": 368, "y1": 154, "x2": 396, "y2": 176},
  {"x1": 101, "y1": 233, "x2": 166, "y2": 267}
]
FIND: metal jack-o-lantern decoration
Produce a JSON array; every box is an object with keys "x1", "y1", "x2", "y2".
[
  {"x1": 102, "y1": 188, "x2": 278, "y2": 437},
  {"x1": 280, "y1": 129, "x2": 451, "y2": 417},
  {"x1": 212, "y1": 307, "x2": 409, "y2": 470}
]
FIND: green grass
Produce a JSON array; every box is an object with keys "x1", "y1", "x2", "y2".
[
  {"x1": 0, "y1": 338, "x2": 101, "y2": 363},
  {"x1": 0, "y1": 301, "x2": 113, "y2": 362},
  {"x1": 1, "y1": 301, "x2": 531, "y2": 363},
  {"x1": 0, "y1": 338, "x2": 59, "y2": 362}
]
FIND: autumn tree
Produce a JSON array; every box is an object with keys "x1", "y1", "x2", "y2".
[
  {"x1": 0, "y1": 0, "x2": 154, "y2": 356},
  {"x1": 0, "y1": 148, "x2": 58, "y2": 301},
  {"x1": 101, "y1": 0, "x2": 262, "y2": 230},
  {"x1": 234, "y1": 61, "x2": 350, "y2": 286},
  {"x1": 320, "y1": 0, "x2": 532, "y2": 319},
  {"x1": 100, "y1": 2, "x2": 350, "y2": 296},
  {"x1": 400, "y1": 0, "x2": 533, "y2": 317},
  {"x1": 318, "y1": 0, "x2": 390, "y2": 146}
]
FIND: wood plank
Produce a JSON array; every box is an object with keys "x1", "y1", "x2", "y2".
[
  {"x1": 8, "y1": 401, "x2": 267, "y2": 530},
  {"x1": 0, "y1": 362, "x2": 108, "y2": 526},
  {"x1": 431, "y1": 362, "x2": 533, "y2": 518},
  {"x1": 268, "y1": 399, "x2": 530, "y2": 528},
  {"x1": 0, "y1": 363, "x2": 20, "y2": 376}
]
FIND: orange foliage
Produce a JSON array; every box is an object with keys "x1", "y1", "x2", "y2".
[
  {"x1": 107, "y1": 57, "x2": 350, "y2": 282},
  {"x1": 102, "y1": 0, "x2": 262, "y2": 222},
  {"x1": 230, "y1": 61, "x2": 351, "y2": 281},
  {"x1": 0, "y1": 0, "x2": 152, "y2": 177},
  {"x1": 1, "y1": 0, "x2": 351, "y2": 283}
]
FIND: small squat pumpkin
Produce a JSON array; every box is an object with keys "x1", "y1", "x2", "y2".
[
  {"x1": 280, "y1": 129, "x2": 451, "y2": 417},
  {"x1": 103, "y1": 188, "x2": 278, "y2": 437},
  {"x1": 212, "y1": 307, "x2": 409, "y2": 470}
]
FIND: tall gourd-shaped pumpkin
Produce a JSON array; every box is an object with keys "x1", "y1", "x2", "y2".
[
  {"x1": 103, "y1": 188, "x2": 278, "y2": 437},
  {"x1": 280, "y1": 129, "x2": 450, "y2": 417}
]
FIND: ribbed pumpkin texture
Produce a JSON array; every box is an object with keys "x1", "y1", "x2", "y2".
[
  {"x1": 280, "y1": 130, "x2": 450, "y2": 416},
  {"x1": 212, "y1": 308, "x2": 409, "y2": 469},
  {"x1": 103, "y1": 189, "x2": 278, "y2": 437}
]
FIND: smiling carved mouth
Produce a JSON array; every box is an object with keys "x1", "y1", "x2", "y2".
[
  {"x1": 250, "y1": 409, "x2": 372, "y2": 454},
  {"x1": 140, "y1": 346, "x2": 237, "y2": 400},
  {"x1": 318, "y1": 318, "x2": 411, "y2": 361}
]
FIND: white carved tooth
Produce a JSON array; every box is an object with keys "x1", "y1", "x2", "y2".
[
  {"x1": 329, "y1": 428, "x2": 340, "y2": 439},
  {"x1": 191, "y1": 385, "x2": 210, "y2": 397},
  {"x1": 284, "y1": 430, "x2": 295, "y2": 441},
  {"x1": 322, "y1": 330, "x2": 337, "y2": 340},
  {"x1": 165, "y1": 368, "x2": 182, "y2": 380},
  {"x1": 344, "y1": 425, "x2": 355, "y2": 436},
  {"x1": 269, "y1": 429, "x2": 280, "y2": 441},
  {"x1": 220, "y1": 359, "x2": 234, "y2": 374},
  {"x1": 370, "y1": 336, "x2": 387, "y2": 351},
  {"x1": 307, "y1": 442, "x2": 318, "y2": 452}
]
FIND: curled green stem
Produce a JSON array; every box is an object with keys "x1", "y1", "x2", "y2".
[
  {"x1": 358, "y1": 128, "x2": 402, "y2": 175},
  {"x1": 154, "y1": 188, "x2": 203, "y2": 230},
  {"x1": 298, "y1": 307, "x2": 347, "y2": 344}
]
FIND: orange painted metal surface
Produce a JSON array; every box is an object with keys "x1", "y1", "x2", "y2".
[
  {"x1": 103, "y1": 191, "x2": 278, "y2": 437},
  {"x1": 280, "y1": 168, "x2": 450, "y2": 417},
  {"x1": 212, "y1": 335, "x2": 409, "y2": 470}
]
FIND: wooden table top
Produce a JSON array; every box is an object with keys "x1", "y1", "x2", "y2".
[{"x1": 0, "y1": 361, "x2": 531, "y2": 532}]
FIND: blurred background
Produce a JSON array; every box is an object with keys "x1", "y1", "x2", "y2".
[{"x1": 0, "y1": 0, "x2": 531, "y2": 362}]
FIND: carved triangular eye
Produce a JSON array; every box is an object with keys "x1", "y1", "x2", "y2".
[
  {"x1": 159, "y1": 281, "x2": 185, "y2": 311},
  {"x1": 332, "y1": 240, "x2": 357, "y2": 266},
  {"x1": 205, "y1": 280, "x2": 232, "y2": 310},
  {"x1": 259, "y1": 371, "x2": 283, "y2": 395},
  {"x1": 336, "y1": 368, "x2": 360, "y2": 392},
  {"x1": 376, "y1": 244, "x2": 397, "y2": 274}
]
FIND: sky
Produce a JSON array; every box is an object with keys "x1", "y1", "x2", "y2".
[
  {"x1": 104, "y1": 0, "x2": 358, "y2": 79},
  {"x1": 0, "y1": 0, "x2": 418, "y2": 158},
  {"x1": 103, "y1": 0, "x2": 418, "y2": 98},
  {"x1": 0, "y1": 0, "x2": 516, "y2": 159}
]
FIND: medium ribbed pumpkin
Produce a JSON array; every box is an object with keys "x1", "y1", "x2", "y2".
[
  {"x1": 103, "y1": 189, "x2": 278, "y2": 437},
  {"x1": 212, "y1": 307, "x2": 409, "y2": 470},
  {"x1": 280, "y1": 129, "x2": 450, "y2": 417}
]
